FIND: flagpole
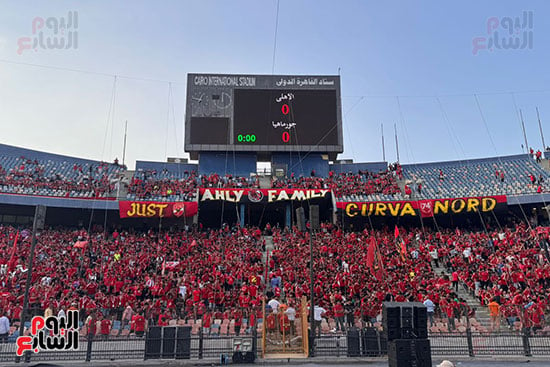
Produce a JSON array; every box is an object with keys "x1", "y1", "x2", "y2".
[
  {"x1": 122, "y1": 120, "x2": 128, "y2": 167},
  {"x1": 5, "y1": 231, "x2": 19, "y2": 285},
  {"x1": 394, "y1": 123, "x2": 400, "y2": 163},
  {"x1": 520, "y1": 109, "x2": 529, "y2": 153},
  {"x1": 381, "y1": 123, "x2": 386, "y2": 162},
  {"x1": 16, "y1": 205, "x2": 46, "y2": 364},
  {"x1": 536, "y1": 107, "x2": 546, "y2": 150}
]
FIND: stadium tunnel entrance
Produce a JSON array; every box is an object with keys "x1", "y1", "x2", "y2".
[{"x1": 198, "y1": 199, "x2": 334, "y2": 229}]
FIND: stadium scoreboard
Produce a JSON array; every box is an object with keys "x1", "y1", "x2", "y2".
[{"x1": 185, "y1": 73, "x2": 343, "y2": 159}]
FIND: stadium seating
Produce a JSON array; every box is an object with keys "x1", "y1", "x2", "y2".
[
  {"x1": 0, "y1": 154, "x2": 124, "y2": 198},
  {"x1": 126, "y1": 169, "x2": 198, "y2": 201},
  {"x1": 1, "y1": 219, "x2": 546, "y2": 338},
  {"x1": 2, "y1": 142, "x2": 549, "y2": 203},
  {"x1": 402, "y1": 154, "x2": 550, "y2": 199}
]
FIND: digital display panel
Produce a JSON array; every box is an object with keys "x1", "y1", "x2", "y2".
[
  {"x1": 185, "y1": 74, "x2": 343, "y2": 158},
  {"x1": 189, "y1": 117, "x2": 229, "y2": 145},
  {"x1": 233, "y1": 89, "x2": 338, "y2": 146}
]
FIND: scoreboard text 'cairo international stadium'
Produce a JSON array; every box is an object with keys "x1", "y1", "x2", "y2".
[{"x1": 184, "y1": 73, "x2": 344, "y2": 160}]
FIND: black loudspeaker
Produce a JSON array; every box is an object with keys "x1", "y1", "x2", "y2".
[
  {"x1": 162, "y1": 327, "x2": 176, "y2": 359},
  {"x1": 383, "y1": 302, "x2": 401, "y2": 341},
  {"x1": 175, "y1": 326, "x2": 191, "y2": 359},
  {"x1": 383, "y1": 302, "x2": 400, "y2": 326},
  {"x1": 346, "y1": 327, "x2": 361, "y2": 357},
  {"x1": 379, "y1": 332, "x2": 388, "y2": 354},
  {"x1": 415, "y1": 339, "x2": 432, "y2": 366},
  {"x1": 362, "y1": 327, "x2": 380, "y2": 356},
  {"x1": 388, "y1": 339, "x2": 432, "y2": 367},
  {"x1": 144, "y1": 326, "x2": 162, "y2": 360},
  {"x1": 296, "y1": 207, "x2": 306, "y2": 232},
  {"x1": 401, "y1": 328, "x2": 414, "y2": 339},
  {"x1": 401, "y1": 305, "x2": 413, "y2": 328},
  {"x1": 388, "y1": 339, "x2": 415, "y2": 360},
  {"x1": 414, "y1": 305, "x2": 428, "y2": 338},
  {"x1": 309, "y1": 205, "x2": 320, "y2": 231},
  {"x1": 383, "y1": 302, "x2": 428, "y2": 340},
  {"x1": 34, "y1": 205, "x2": 47, "y2": 230}
]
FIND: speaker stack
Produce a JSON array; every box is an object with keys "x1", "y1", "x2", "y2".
[
  {"x1": 383, "y1": 302, "x2": 431, "y2": 367},
  {"x1": 362, "y1": 327, "x2": 381, "y2": 356},
  {"x1": 347, "y1": 327, "x2": 361, "y2": 357},
  {"x1": 144, "y1": 326, "x2": 191, "y2": 360}
]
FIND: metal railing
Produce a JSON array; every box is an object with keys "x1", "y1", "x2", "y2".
[{"x1": 1, "y1": 329, "x2": 549, "y2": 363}]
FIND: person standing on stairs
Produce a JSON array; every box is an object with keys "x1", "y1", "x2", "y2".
[
  {"x1": 488, "y1": 298, "x2": 501, "y2": 332},
  {"x1": 423, "y1": 296, "x2": 435, "y2": 327},
  {"x1": 430, "y1": 247, "x2": 439, "y2": 268},
  {"x1": 451, "y1": 271, "x2": 459, "y2": 292}
]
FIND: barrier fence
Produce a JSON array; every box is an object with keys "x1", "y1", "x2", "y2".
[{"x1": 1, "y1": 329, "x2": 549, "y2": 363}]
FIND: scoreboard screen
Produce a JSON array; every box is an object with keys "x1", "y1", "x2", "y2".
[
  {"x1": 233, "y1": 89, "x2": 338, "y2": 146},
  {"x1": 185, "y1": 74, "x2": 343, "y2": 158}
]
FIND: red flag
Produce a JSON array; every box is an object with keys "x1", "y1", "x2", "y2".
[
  {"x1": 7, "y1": 231, "x2": 20, "y2": 272},
  {"x1": 400, "y1": 239, "x2": 407, "y2": 257},
  {"x1": 394, "y1": 225, "x2": 399, "y2": 240},
  {"x1": 74, "y1": 240, "x2": 88, "y2": 249},
  {"x1": 366, "y1": 237, "x2": 376, "y2": 270},
  {"x1": 375, "y1": 268, "x2": 384, "y2": 282}
]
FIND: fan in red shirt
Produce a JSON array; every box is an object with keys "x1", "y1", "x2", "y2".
[
  {"x1": 202, "y1": 311, "x2": 212, "y2": 335},
  {"x1": 100, "y1": 315, "x2": 112, "y2": 339},
  {"x1": 158, "y1": 309, "x2": 170, "y2": 326},
  {"x1": 233, "y1": 309, "x2": 243, "y2": 336},
  {"x1": 132, "y1": 311, "x2": 146, "y2": 337},
  {"x1": 333, "y1": 302, "x2": 346, "y2": 332}
]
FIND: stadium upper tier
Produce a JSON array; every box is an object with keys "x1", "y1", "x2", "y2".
[
  {"x1": 0, "y1": 144, "x2": 124, "y2": 199},
  {"x1": 401, "y1": 154, "x2": 550, "y2": 200},
  {"x1": 0, "y1": 143, "x2": 548, "y2": 202}
]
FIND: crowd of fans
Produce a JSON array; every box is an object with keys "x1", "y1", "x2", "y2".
[
  {"x1": 198, "y1": 173, "x2": 259, "y2": 189},
  {"x1": 0, "y1": 219, "x2": 549, "y2": 338},
  {"x1": 271, "y1": 165, "x2": 402, "y2": 199},
  {"x1": 127, "y1": 170, "x2": 198, "y2": 201},
  {"x1": 434, "y1": 222, "x2": 550, "y2": 332},
  {"x1": 0, "y1": 224, "x2": 265, "y2": 337},
  {"x1": 126, "y1": 167, "x2": 402, "y2": 201},
  {"x1": 0, "y1": 156, "x2": 121, "y2": 199},
  {"x1": 0, "y1": 152, "x2": 407, "y2": 201},
  {"x1": 4, "y1": 153, "x2": 550, "y2": 202}
]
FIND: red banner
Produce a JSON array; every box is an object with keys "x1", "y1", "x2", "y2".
[
  {"x1": 199, "y1": 188, "x2": 331, "y2": 203},
  {"x1": 337, "y1": 195, "x2": 507, "y2": 218},
  {"x1": 119, "y1": 201, "x2": 198, "y2": 218}
]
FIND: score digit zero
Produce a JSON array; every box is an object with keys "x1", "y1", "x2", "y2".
[{"x1": 281, "y1": 104, "x2": 289, "y2": 115}]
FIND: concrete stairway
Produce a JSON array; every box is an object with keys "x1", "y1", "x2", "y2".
[
  {"x1": 263, "y1": 235, "x2": 274, "y2": 263},
  {"x1": 258, "y1": 176, "x2": 272, "y2": 189},
  {"x1": 115, "y1": 170, "x2": 134, "y2": 200},
  {"x1": 432, "y1": 264, "x2": 494, "y2": 329}
]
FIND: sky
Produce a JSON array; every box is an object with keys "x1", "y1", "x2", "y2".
[{"x1": 0, "y1": 1, "x2": 549, "y2": 169}]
